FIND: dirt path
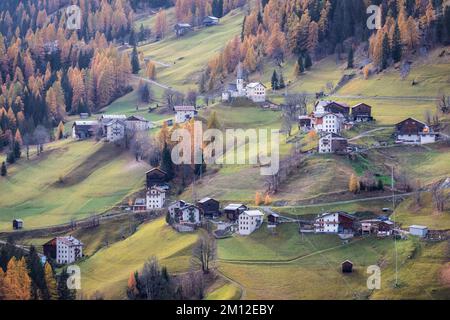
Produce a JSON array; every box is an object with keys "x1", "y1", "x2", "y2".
[{"x1": 348, "y1": 127, "x2": 390, "y2": 142}]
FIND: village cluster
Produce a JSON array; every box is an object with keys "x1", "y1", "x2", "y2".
[{"x1": 72, "y1": 114, "x2": 154, "y2": 142}]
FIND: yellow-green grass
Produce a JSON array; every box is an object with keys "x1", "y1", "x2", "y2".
[
  {"x1": 205, "y1": 282, "x2": 242, "y2": 300},
  {"x1": 0, "y1": 139, "x2": 150, "y2": 231},
  {"x1": 395, "y1": 193, "x2": 450, "y2": 230},
  {"x1": 181, "y1": 104, "x2": 294, "y2": 202},
  {"x1": 371, "y1": 240, "x2": 450, "y2": 300},
  {"x1": 139, "y1": 9, "x2": 245, "y2": 92},
  {"x1": 218, "y1": 223, "x2": 342, "y2": 262},
  {"x1": 218, "y1": 235, "x2": 450, "y2": 299},
  {"x1": 276, "y1": 197, "x2": 394, "y2": 217},
  {"x1": 339, "y1": 63, "x2": 450, "y2": 98},
  {"x1": 335, "y1": 98, "x2": 436, "y2": 125},
  {"x1": 367, "y1": 143, "x2": 450, "y2": 186},
  {"x1": 260, "y1": 56, "x2": 348, "y2": 96},
  {"x1": 78, "y1": 217, "x2": 198, "y2": 299},
  {"x1": 134, "y1": 7, "x2": 177, "y2": 31}
]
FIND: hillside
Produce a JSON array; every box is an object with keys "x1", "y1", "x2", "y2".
[{"x1": 0, "y1": 140, "x2": 150, "y2": 231}]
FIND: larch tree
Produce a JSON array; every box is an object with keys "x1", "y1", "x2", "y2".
[
  {"x1": 255, "y1": 191, "x2": 263, "y2": 205},
  {"x1": 3, "y1": 257, "x2": 31, "y2": 300},
  {"x1": 44, "y1": 263, "x2": 58, "y2": 300},
  {"x1": 349, "y1": 174, "x2": 360, "y2": 194}
]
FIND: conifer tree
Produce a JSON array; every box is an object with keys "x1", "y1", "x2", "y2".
[
  {"x1": 160, "y1": 143, "x2": 174, "y2": 180},
  {"x1": 131, "y1": 45, "x2": 140, "y2": 74},
  {"x1": 349, "y1": 174, "x2": 360, "y2": 194},
  {"x1": 381, "y1": 33, "x2": 390, "y2": 70},
  {"x1": 1, "y1": 162, "x2": 6, "y2": 176},
  {"x1": 57, "y1": 268, "x2": 76, "y2": 300},
  {"x1": 56, "y1": 121, "x2": 65, "y2": 140},
  {"x1": 255, "y1": 192, "x2": 262, "y2": 205},
  {"x1": 347, "y1": 47, "x2": 354, "y2": 69},
  {"x1": 3, "y1": 257, "x2": 31, "y2": 300},
  {"x1": 264, "y1": 194, "x2": 272, "y2": 205},
  {"x1": 304, "y1": 53, "x2": 312, "y2": 69},
  {"x1": 279, "y1": 73, "x2": 285, "y2": 89},
  {"x1": 27, "y1": 246, "x2": 46, "y2": 300},
  {"x1": 271, "y1": 70, "x2": 279, "y2": 90},
  {"x1": 391, "y1": 23, "x2": 402, "y2": 63}
]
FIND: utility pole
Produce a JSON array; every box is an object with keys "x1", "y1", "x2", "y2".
[{"x1": 391, "y1": 165, "x2": 398, "y2": 287}]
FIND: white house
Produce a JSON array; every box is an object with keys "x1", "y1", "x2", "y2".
[
  {"x1": 313, "y1": 112, "x2": 345, "y2": 134},
  {"x1": 168, "y1": 200, "x2": 201, "y2": 224},
  {"x1": 125, "y1": 115, "x2": 153, "y2": 131},
  {"x1": 318, "y1": 133, "x2": 348, "y2": 154},
  {"x1": 99, "y1": 114, "x2": 126, "y2": 131},
  {"x1": 395, "y1": 118, "x2": 437, "y2": 145},
  {"x1": 56, "y1": 236, "x2": 83, "y2": 264},
  {"x1": 146, "y1": 186, "x2": 166, "y2": 209},
  {"x1": 105, "y1": 119, "x2": 126, "y2": 142},
  {"x1": 174, "y1": 106, "x2": 196, "y2": 124},
  {"x1": 245, "y1": 82, "x2": 266, "y2": 103},
  {"x1": 238, "y1": 210, "x2": 264, "y2": 236},
  {"x1": 314, "y1": 212, "x2": 356, "y2": 234}
]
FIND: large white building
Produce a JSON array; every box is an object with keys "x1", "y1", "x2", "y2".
[
  {"x1": 174, "y1": 106, "x2": 196, "y2": 124},
  {"x1": 313, "y1": 112, "x2": 345, "y2": 134},
  {"x1": 56, "y1": 236, "x2": 83, "y2": 264},
  {"x1": 146, "y1": 186, "x2": 166, "y2": 209},
  {"x1": 314, "y1": 212, "x2": 356, "y2": 234},
  {"x1": 245, "y1": 82, "x2": 266, "y2": 103},
  {"x1": 105, "y1": 119, "x2": 126, "y2": 142},
  {"x1": 238, "y1": 210, "x2": 264, "y2": 236}
]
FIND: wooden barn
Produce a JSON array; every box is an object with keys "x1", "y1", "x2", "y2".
[
  {"x1": 43, "y1": 238, "x2": 57, "y2": 260},
  {"x1": 146, "y1": 168, "x2": 167, "y2": 188},
  {"x1": 12, "y1": 219, "x2": 23, "y2": 230},
  {"x1": 341, "y1": 260, "x2": 353, "y2": 273},
  {"x1": 351, "y1": 103, "x2": 373, "y2": 122},
  {"x1": 267, "y1": 213, "x2": 280, "y2": 225},
  {"x1": 197, "y1": 197, "x2": 220, "y2": 217},
  {"x1": 224, "y1": 204, "x2": 248, "y2": 221}
]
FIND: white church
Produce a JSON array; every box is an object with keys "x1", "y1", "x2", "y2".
[{"x1": 222, "y1": 66, "x2": 266, "y2": 103}]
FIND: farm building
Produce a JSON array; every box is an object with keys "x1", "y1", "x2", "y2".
[
  {"x1": 224, "y1": 203, "x2": 249, "y2": 221},
  {"x1": 174, "y1": 105, "x2": 196, "y2": 123},
  {"x1": 318, "y1": 132, "x2": 348, "y2": 154},
  {"x1": 314, "y1": 101, "x2": 350, "y2": 117},
  {"x1": 43, "y1": 238, "x2": 57, "y2": 260},
  {"x1": 146, "y1": 186, "x2": 166, "y2": 209},
  {"x1": 360, "y1": 219, "x2": 394, "y2": 236},
  {"x1": 72, "y1": 121, "x2": 98, "y2": 140},
  {"x1": 409, "y1": 225, "x2": 428, "y2": 238},
  {"x1": 314, "y1": 212, "x2": 356, "y2": 234},
  {"x1": 99, "y1": 114, "x2": 126, "y2": 132},
  {"x1": 125, "y1": 115, "x2": 153, "y2": 131},
  {"x1": 168, "y1": 200, "x2": 201, "y2": 224},
  {"x1": 341, "y1": 260, "x2": 353, "y2": 273},
  {"x1": 351, "y1": 103, "x2": 373, "y2": 122},
  {"x1": 174, "y1": 23, "x2": 192, "y2": 36},
  {"x1": 298, "y1": 115, "x2": 313, "y2": 132},
  {"x1": 245, "y1": 82, "x2": 266, "y2": 103},
  {"x1": 203, "y1": 16, "x2": 219, "y2": 26},
  {"x1": 146, "y1": 168, "x2": 168, "y2": 188},
  {"x1": 197, "y1": 197, "x2": 220, "y2": 217},
  {"x1": 267, "y1": 213, "x2": 280, "y2": 225},
  {"x1": 395, "y1": 118, "x2": 436, "y2": 145},
  {"x1": 12, "y1": 219, "x2": 23, "y2": 230},
  {"x1": 133, "y1": 198, "x2": 146, "y2": 212},
  {"x1": 238, "y1": 210, "x2": 265, "y2": 236}
]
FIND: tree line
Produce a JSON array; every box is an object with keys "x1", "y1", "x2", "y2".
[{"x1": 0, "y1": 243, "x2": 75, "y2": 300}]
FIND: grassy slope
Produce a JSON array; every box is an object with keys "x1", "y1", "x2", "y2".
[
  {"x1": 218, "y1": 223, "x2": 450, "y2": 299},
  {"x1": 78, "y1": 217, "x2": 198, "y2": 299},
  {"x1": 139, "y1": 9, "x2": 245, "y2": 92},
  {"x1": 0, "y1": 139, "x2": 150, "y2": 231}
]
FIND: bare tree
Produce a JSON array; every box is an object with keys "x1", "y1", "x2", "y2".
[
  {"x1": 281, "y1": 93, "x2": 308, "y2": 136},
  {"x1": 33, "y1": 125, "x2": 50, "y2": 155},
  {"x1": 431, "y1": 182, "x2": 447, "y2": 212},
  {"x1": 163, "y1": 88, "x2": 177, "y2": 108},
  {"x1": 129, "y1": 131, "x2": 150, "y2": 161},
  {"x1": 437, "y1": 94, "x2": 450, "y2": 114},
  {"x1": 186, "y1": 89, "x2": 198, "y2": 107},
  {"x1": 192, "y1": 233, "x2": 216, "y2": 274}
]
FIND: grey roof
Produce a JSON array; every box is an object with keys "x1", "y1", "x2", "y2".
[
  {"x1": 224, "y1": 203, "x2": 246, "y2": 210},
  {"x1": 409, "y1": 225, "x2": 428, "y2": 229},
  {"x1": 243, "y1": 210, "x2": 264, "y2": 217}
]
